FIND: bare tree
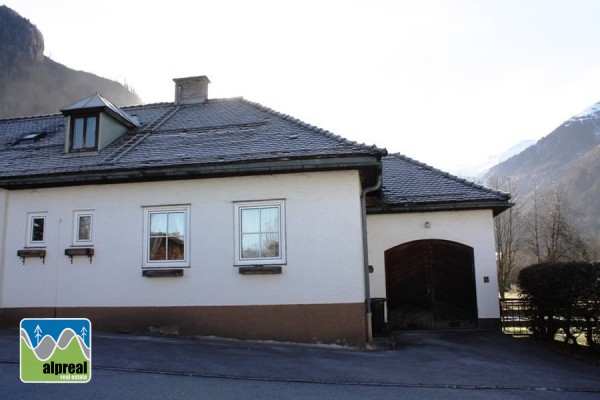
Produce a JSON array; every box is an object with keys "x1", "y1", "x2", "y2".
[
  {"x1": 487, "y1": 174, "x2": 523, "y2": 295},
  {"x1": 524, "y1": 183, "x2": 590, "y2": 263}
]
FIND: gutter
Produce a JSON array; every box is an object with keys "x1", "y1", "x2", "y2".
[
  {"x1": 360, "y1": 174, "x2": 382, "y2": 344},
  {"x1": 367, "y1": 200, "x2": 514, "y2": 217},
  {"x1": 0, "y1": 155, "x2": 382, "y2": 190}
]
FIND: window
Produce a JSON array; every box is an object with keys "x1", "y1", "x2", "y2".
[
  {"x1": 143, "y1": 206, "x2": 190, "y2": 268},
  {"x1": 27, "y1": 214, "x2": 46, "y2": 246},
  {"x1": 70, "y1": 115, "x2": 98, "y2": 151},
  {"x1": 234, "y1": 200, "x2": 286, "y2": 265},
  {"x1": 17, "y1": 132, "x2": 47, "y2": 144},
  {"x1": 73, "y1": 211, "x2": 94, "y2": 245}
]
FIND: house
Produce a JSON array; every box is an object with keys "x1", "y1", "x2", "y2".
[{"x1": 0, "y1": 76, "x2": 511, "y2": 346}]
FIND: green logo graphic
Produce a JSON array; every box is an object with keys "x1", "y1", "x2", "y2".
[{"x1": 20, "y1": 318, "x2": 91, "y2": 383}]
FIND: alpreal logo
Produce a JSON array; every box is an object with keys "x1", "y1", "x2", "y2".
[{"x1": 20, "y1": 318, "x2": 91, "y2": 383}]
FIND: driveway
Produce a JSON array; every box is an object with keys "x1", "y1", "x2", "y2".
[{"x1": 1, "y1": 329, "x2": 598, "y2": 399}]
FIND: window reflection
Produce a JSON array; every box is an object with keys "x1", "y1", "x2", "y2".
[
  {"x1": 31, "y1": 217, "x2": 45, "y2": 242},
  {"x1": 149, "y1": 211, "x2": 185, "y2": 261},
  {"x1": 84, "y1": 116, "x2": 96, "y2": 148},
  {"x1": 71, "y1": 116, "x2": 97, "y2": 150},
  {"x1": 73, "y1": 118, "x2": 84, "y2": 149},
  {"x1": 240, "y1": 206, "x2": 280, "y2": 259},
  {"x1": 77, "y1": 215, "x2": 92, "y2": 241}
]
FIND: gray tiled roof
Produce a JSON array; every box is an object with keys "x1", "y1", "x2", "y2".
[
  {"x1": 0, "y1": 98, "x2": 385, "y2": 183},
  {"x1": 61, "y1": 93, "x2": 139, "y2": 128},
  {"x1": 0, "y1": 97, "x2": 512, "y2": 215},
  {"x1": 368, "y1": 153, "x2": 511, "y2": 214}
]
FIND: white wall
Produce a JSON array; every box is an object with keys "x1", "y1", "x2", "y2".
[
  {"x1": 0, "y1": 189, "x2": 6, "y2": 308},
  {"x1": 367, "y1": 210, "x2": 500, "y2": 319},
  {"x1": 1, "y1": 171, "x2": 365, "y2": 308},
  {"x1": 97, "y1": 113, "x2": 129, "y2": 150}
]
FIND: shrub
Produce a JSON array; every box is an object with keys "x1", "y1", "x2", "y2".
[{"x1": 518, "y1": 262, "x2": 600, "y2": 349}]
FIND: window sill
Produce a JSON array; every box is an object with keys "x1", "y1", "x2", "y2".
[
  {"x1": 142, "y1": 269, "x2": 184, "y2": 278},
  {"x1": 63, "y1": 151, "x2": 99, "y2": 157},
  {"x1": 17, "y1": 248, "x2": 47, "y2": 265},
  {"x1": 238, "y1": 266, "x2": 282, "y2": 275},
  {"x1": 65, "y1": 247, "x2": 94, "y2": 264}
]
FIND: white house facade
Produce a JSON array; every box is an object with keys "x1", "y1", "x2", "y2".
[
  {"x1": 1, "y1": 171, "x2": 368, "y2": 345},
  {"x1": 367, "y1": 209, "x2": 500, "y2": 330},
  {"x1": 0, "y1": 75, "x2": 512, "y2": 346}
]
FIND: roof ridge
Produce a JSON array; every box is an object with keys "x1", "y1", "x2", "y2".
[
  {"x1": 0, "y1": 112, "x2": 63, "y2": 122},
  {"x1": 386, "y1": 153, "x2": 511, "y2": 198},
  {"x1": 121, "y1": 101, "x2": 174, "y2": 110},
  {"x1": 119, "y1": 97, "x2": 244, "y2": 111},
  {"x1": 241, "y1": 98, "x2": 387, "y2": 155}
]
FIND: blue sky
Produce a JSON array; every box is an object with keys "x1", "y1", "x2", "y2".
[{"x1": 4, "y1": 0, "x2": 600, "y2": 174}]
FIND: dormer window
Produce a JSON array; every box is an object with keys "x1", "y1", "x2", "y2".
[
  {"x1": 71, "y1": 115, "x2": 98, "y2": 151},
  {"x1": 61, "y1": 93, "x2": 140, "y2": 155}
]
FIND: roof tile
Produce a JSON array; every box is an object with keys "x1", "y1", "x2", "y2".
[{"x1": 376, "y1": 153, "x2": 510, "y2": 206}]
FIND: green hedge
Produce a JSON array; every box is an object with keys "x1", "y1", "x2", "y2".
[{"x1": 518, "y1": 262, "x2": 600, "y2": 349}]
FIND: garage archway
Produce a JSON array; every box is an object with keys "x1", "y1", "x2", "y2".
[{"x1": 384, "y1": 239, "x2": 478, "y2": 330}]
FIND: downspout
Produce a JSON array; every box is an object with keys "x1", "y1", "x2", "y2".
[
  {"x1": 0, "y1": 190, "x2": 7, "y2": 318},
  {"x1": 360, "y1": 174, "x2": 382, "y2": 344}
]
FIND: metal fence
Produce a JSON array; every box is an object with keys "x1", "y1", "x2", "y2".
[{"x1": 499, "y1": 298, "x2": 532, "y2": 335}]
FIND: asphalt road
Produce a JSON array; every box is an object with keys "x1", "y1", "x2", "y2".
[{"x1": 1, "y1": 329, "x2": 599, "y2": 399}]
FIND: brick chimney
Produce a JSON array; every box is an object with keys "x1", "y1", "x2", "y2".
[{"x1": 173, "y1": 76, "x2": 210, "y2": 105}]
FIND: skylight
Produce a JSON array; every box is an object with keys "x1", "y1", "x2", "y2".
[{"x1": 17, "y1": 132, "x2": 47, "y2": 144}]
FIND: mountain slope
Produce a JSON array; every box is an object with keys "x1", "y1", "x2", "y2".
[
  {"x1": 486, "y1": 100, "x2": 600, "y2": 238},
  {"x1": 0, "y1": 5, "x2": 140, "y2": 118}
]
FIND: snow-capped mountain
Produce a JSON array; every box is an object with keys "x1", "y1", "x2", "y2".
[
  {"x1": 485, "y1": 99, "x2": 600, "y2": 238},
  {"x1": 454, "y1": 139, "x2": 536, "y2": 178}
]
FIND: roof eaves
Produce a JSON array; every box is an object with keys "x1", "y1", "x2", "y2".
[
  {"x1": 367, "y1": 199, "x2": 514, "y2": 216},
  {"x1": 0, "y1": 154, "x2": 382, "y2": 190}
]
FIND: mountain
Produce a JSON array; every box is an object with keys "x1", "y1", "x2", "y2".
[
  {"x1": 486, "y1": 100, "x2": 600, "y2": 238},
  {"x1": 455, "y1": 139, "x2": 536, "y2": 177},
  {"x1": 0, "y1": 5, "x2": 140, "y2": 119}
]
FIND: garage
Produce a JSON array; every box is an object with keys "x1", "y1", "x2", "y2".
[{"x1": 384, "y1": 239, "x2": 478, "y2": 330}]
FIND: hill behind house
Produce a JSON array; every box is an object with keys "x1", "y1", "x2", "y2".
[
  {"x1": 485, "y1": 101, "x2": 600, "y2": 239},
  {"x1": 0, "y1": 5, "x2": 140, "y2": 119}
]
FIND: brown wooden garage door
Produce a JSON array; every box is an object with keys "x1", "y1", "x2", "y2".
[{"x1": 385, "y1": 239, "x2": 478, "y2": 330}]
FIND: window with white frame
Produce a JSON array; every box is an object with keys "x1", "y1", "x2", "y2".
[
  {"x1": 143, "y1": 205, "x2": 190, "y2": 268},
  {"x1": 27, "y1": 213, "x2": 46, "y2": 246},
  {"x1": 73, "y1": 211, "x2": 94, "y2": 245},
  {"x1": 234, "y1": 200, "x2": 286, "y2": 265}
]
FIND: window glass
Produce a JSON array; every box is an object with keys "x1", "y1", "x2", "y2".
[
  {"x1": 235, "y1": 201, "x2": 285, "y2": 265},
  {"x1": 168, "y1": 212, "x2": 184, "y2": 235},
  {"x1": 241, "y1": 233, "x2": 261, "y2": 258},
  {"x1": 73, "y1": 118, "x2": 84, "y2": 149},
  {"x1": 150, "y1": 213, "x2": 167, "y2": 236},
  {"x1": 31, "y1": 217, "x2": 45, "y2": 243},
  {"x1": 260, "y1": 207, "x2": 279, "y2": 233},
  {"x1": 70, "y1": 115, "x2": 97, "y2": 151},
  {"x1": 145, "y1": 207, "x2": 189, "y2": 266},
  {"x1": 84, "y1": 116, "x2": 96, "y2": 148},
  {"x1": 77, "y1": 215, "x2": 92, "y2": 242},
  {"x1": 241, "y1": 208, "x2": 259, "y2": 233}
]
